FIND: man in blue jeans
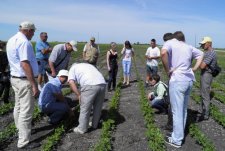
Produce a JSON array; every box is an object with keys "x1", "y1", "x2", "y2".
[
  {"x1": 38, "y1": 70, "x2": 73, "y2": 124},
  {"x1": 161, "y1": 31, "x2": 203, "y2": 148}
]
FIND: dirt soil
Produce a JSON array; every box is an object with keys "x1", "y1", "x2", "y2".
[{"x1": 1, "y1": 52, "x2": 225, "y2": 151}]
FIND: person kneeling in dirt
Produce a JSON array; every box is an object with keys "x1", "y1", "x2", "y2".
[
  {"x1": 68, "y1": 62, "x2": 106, "y2": 134},
  {"x1": 38, "y1": 70, "x2": 74, "y2": 124},
  {"x1": 147, "y1": 74, "x2": 168, "y2": 114}
]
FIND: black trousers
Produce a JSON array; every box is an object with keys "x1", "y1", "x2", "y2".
[
  {"x1": 0, "y1": 81, "x2": 10, "y2": 103},
  {"x1": 108, "y1": 66, "x2": 118, "y2": 90}
]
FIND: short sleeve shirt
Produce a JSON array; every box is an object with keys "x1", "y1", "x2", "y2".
[
  {"x1": 35, "y1": 40, "x2": 50, "y2": 59},
  {"x1": 202, "y1": 50, "x2": 217, "y2": 72},
  {"x1": 6, "y1": 32, "x2": 38, "y2": 77},
  {"x1": 38, "y1": 77, "x2": 61, "y2": 107},
  {"x1": 68, "y1": 63, "x2": 106, "y2": 86},
  {"x1": 122, "y1": 48, "x2": 134, "y2": 62},
  {"x1": 49, "y1": 44, "x2": 71, "y2": 73},
  {"x1": 162, "y1": 39, "x2": 203, "y2": 82},
  {"x1": 145, "y1": 46, "x2": 160, "y2": 67}
]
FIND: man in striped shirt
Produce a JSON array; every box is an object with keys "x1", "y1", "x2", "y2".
[{"x1": 198, "y1": 37, "x2": 217, "y2": 121}]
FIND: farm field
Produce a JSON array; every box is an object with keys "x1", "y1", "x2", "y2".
[{"x1": 0, "y1": 43, "x2": 224, "y2": 151}]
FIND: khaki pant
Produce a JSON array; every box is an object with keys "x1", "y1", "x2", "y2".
[
  {"x1": 11, "y1": 78, "x2": 35, "y2": 148},
  {"x1": 78, "y1": 84, "x2": 106, "y2": 132}
]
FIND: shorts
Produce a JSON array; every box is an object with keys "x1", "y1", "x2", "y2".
[
  {"x1": 146, "y1": 65, "x2": 158, "y2": 76},
  {"x1": 37, "y1": 59, "x2": 48, "y2": 75}
]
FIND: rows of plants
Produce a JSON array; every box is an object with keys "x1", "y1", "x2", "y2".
[
  {"x1": 133, "y1": 58, "x2": 165, "y2": 151},
  {"x1": 41, "y1": 104, "x2": 80, "y2": 151},
  {"x1": 92, "y1": 73, "x2": 123, "y2": 151},
  {"x1": 0, "y1": 101, "x2": 14, "y2": 115},
  {"x1": 189, "y1": 123, "x2": 216, "y2": 151}
]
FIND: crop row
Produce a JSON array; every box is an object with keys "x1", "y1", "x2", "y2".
[
  {"x1": 133, "y1": 58, "x2": 165, "y2": 151},
  {"x1": 92, "y1": 77, "x2": 123, "y2": 151},
  {"x1": 189, "y1": 123, "x2": 216, "y2": 151}
]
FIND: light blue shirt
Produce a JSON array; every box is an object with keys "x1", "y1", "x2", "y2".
[
  {"x1": 38, "y1": 77, "x2": 62, "y2": 107},
  {"x1": 35, "y1": 40, "x2": 50, "y2": 59},
  {"x1": 162, "y1": 38, "x2": 203, "y2": 82},
  {"x1": 6, "y1": 32, "x2": 38, "y2": 77}
]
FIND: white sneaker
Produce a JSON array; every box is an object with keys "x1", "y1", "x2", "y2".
[
  {"x1": 38, "y1": 84, "x2": 42, "y2": 91},
  {"x1": 89, "y1": 121, "x2": 92, "y2": 128},
  {"x1": 73, "y1": 127, "x2": 85, "y2": 134}
]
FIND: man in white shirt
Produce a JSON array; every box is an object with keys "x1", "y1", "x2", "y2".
[
  {"x1": 145, "y1": 39, "x2": 160, "y2": 87},
  {"x1": 68, "y1": 62, "x2": 106, "y2": 134},
  {"x1": 6, "y1": 21, "x2": 40, "y2": 149}
]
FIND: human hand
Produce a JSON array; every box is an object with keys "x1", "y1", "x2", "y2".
[{"x1": 32, "y1": 84, "x2": 39, "y2": 98}]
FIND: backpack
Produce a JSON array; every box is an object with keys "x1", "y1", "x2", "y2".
[{"x1": 210, "y1": 64, "x2": 221, "y2": 77}]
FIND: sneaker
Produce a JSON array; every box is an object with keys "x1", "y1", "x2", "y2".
[
  {"x1": 165, "y1": 137, "x2": 181, "y2": 148},
  {"x1": 89, "y1": 121, "x2": 92, "y2": 128},
  {"x1": 73, "y1": 127, "x2": 85, "y2": 134}
]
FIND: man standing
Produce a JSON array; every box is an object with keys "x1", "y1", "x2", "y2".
[
  {"x1": 198, "y1": 37, "x2": 218, "y2": 121},
  {"x1": 68, "y1": 62, "x2": 106, "y2": 134},
  {"x1": 83, "y1": 37, "x2": 100, "y2": 65},
  {"x1": 38, "y1": 70, "x2": 73, "y2": 124},
  {"x1": 35, "y1": 32, "x2": 52, "y2": 90},
  {"x1": 161, "y1": 31, "x2": 203, "y2": 148},
  {"x1": 145, "y1": 39, "x2": 160, "y2": 86},
  {"x1": 47, "y1": 40, "x2": 77, "y2": 80},
  {"x1": 6, "y1": 21, "x2": 40, "y2": 149}
]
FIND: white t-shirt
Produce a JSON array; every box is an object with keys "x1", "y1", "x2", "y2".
[
  {"x1": 122, "y1": 48, "x2": 134, "y2": 61},
  {"x1": 145, "y1": 46, "x2": 160, "y2": 67},
  {"x1": 68, "y1": 63, "x2": 106, "y2": 86},
  {"x1": 6, "y1": 32, "x2": 38, "y2": 77}
]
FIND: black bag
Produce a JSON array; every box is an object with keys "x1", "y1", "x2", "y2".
[{"x1": 211, "y1": 64, "x2": 221, "y2": 77}]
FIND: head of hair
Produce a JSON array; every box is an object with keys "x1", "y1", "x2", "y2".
[
  {"x1": 125, "y1": 40, "x2": 132, "y2": 48},
  {"x1": 151, "y1": 39, "x2": 156, "y2": 43},
  {"x1": 174, "y1": 31, "x2": 185, "y2": 42},
  {"x1": 163, "y1": 33, "x2": 173, "y2": 42},
  {"x1": 152, "y1": 74, "x2": 160, "y2": 83},
  {"x1": 40, "y1": 32, "x2": 47, "y2": 36}
]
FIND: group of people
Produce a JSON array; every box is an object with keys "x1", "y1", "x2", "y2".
[
  {"x1": 145, "y1": 31, "x2": 219, "y2": 148},
  {"x1": 1, "y1": 20, "x2": 219, "y2": 149}
]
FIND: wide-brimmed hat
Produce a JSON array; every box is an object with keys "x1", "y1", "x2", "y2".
[
  {"x1": 199, "y1": 37, "x2": 212, "y2": 44},
  {"x1": 57, "y1": 70, "x2": 69, "y2": 77}
]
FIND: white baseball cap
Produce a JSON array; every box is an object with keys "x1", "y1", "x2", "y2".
[
  {"x1": 19, "y1": 21, "x2": 36, "y2": 30},
  {"x1": 57, "y1": 70, "x2": 69, "y2": 77},
  {"x1": 69, "y1": 40, "x2": 77, "y2": 51},
  {"x1": 199, "y1": 36, "x2": 212, "y2": 44}
]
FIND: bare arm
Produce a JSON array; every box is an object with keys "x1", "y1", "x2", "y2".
[
  {"x1": 192, "y1": 54, "x2": 204, "y2": 71},
  {"x1": 21, "y1": 60, "x2": 39, "y2": 97},
  {"x1": 161, "y1": 49, "x2": 170, "y2": 76},
  {"x1": 69, "y1": 80, "x2": 80, "y2": 101},
  {"x1": 106, "y1": 51, "x2": 110, "y2": 70},
  {"x1": 41, "y1": 47, "x2": 52, "y2": 55},
  {"x1": 199, "y1": 61, "x2": 207, "y2": 70},
  {"x1": 49, "y1": 60, "x2": 56, "y2": 77}
]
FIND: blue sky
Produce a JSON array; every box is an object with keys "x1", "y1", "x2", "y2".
[{"x1": 0, "y1": 0, "x2": 225, "y2": 48}]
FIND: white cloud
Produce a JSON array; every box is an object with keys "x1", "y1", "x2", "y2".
[{"x1": 0, "y1": 1, "x2": 224, "y2": 47}]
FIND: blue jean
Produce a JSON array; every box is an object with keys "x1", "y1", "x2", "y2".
[
  {"x1": 151, "y1": 98, "x2": 166, "y2": 112},
  {"x1": 40, "y1": 101, "x2": 69, "y2": 124},
  {"x1": 169, "y1": 81, "x2": 193, "y2": 145},
  {"x1": 122, "y1": 60, "x2": 131, "y2": 76}
]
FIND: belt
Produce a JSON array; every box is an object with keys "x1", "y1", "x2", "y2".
[{"x1": 11, "y1": 76, "x2": 27, "y2": 79}]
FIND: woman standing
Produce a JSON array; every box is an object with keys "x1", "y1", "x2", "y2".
[
  {"x1": 106, "y1": 42, "x2": 118, "y2": 91},
  {"x1": 121, "y1": 41, "x2": 134, "y2": 85}
]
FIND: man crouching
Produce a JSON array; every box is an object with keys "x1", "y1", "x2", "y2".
[{"x1": 38, "y1": 70, "x2": 74, "y2": 124}]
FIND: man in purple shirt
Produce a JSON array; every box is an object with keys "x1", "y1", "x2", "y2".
[{"x1": 161, "y1": 31, "x2": 203, "y2": 148}]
